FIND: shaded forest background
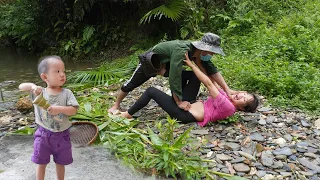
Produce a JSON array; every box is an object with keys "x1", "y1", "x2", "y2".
[{"x1": 0, "y1": 0, "x2": 319, "y2": 115}]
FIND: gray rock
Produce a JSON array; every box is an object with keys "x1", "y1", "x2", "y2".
[
  {"x1": 255, "y1": 170, "x2": 266, "y2": 177},
  {"x1": 217, "y1": 164, "x2": 225, "y2": 169},
  {"x1": 238, "y1": 151, "x2": 256, "y2": 161},
  {"x1": 297, "y1": 141, "x2": 309, "y2": 147},
  {"x1": 283, "y1": 134, "x2": 293, "y2": 142},
  {"x1": 258, "y1": 119, "x2": 266, "y2": 125},
  {"x1": 300, "y1": 119, "x2": 311, "y2": 127},
  {"x1": 254, "y1": 162, "x2": 265, "y2": 170},
  {"x1": 262, "y1": 174, "x2": 276, "y2": 180},
  {"x1": 231, "y1": 157, "x2": 246, "y2": 163},
  {"x1": 250, "y1": 132, "x2": 265, "y2": 142},
  {"x1": 286, "y1": 120, "x2": 294, "y2": 125},
  {"x1": 312, "y1": 157, "x2": 320, "y2": 165},
  {"x1": 298, "y1": 158, "x2": 320, "y2": 173},
  {"x1": 288, "y1": 155, "x2": 297, "y2": 161},
  {"x1": 0, "y1": 131, "x2": 7, "y2": 137},
  {"x1": 275, "y1": 122, "x2": 286, "y2": 128},
  {"x1": 221, "y1": 167, "x2": 229, "y2": 174},
  {"x1": 266, "y1": 116, "x2": 276, "y2": 122},
  {"x1": 279, "y1": 172, "x2": 292, "y2": 177},
  {"x1": 204, "y1": 143, "x2": 215, "y2": 149},
  {"x1": 283, "y1": 163, "x2": 292, "y2": 172},
  {"x1": 261, "y1": 151, "x2": 274, "y2": 167},
  {"x1": 307, "y1": 147, "x2": 318, "y2": 153},
  {"x1": 265, "y1": 170, "x2": 279, "y2": 175},
  {"x1": 216, "y1": 154, "x2": 233, "y2": 161},
  {"x1": 304, "y1": 153, "x2": 317, "y2": 159},
  {"x1": 242, "y1": 116, "x2": 258, "y2": 122},
  {"x1": 258, "y1": 107, "x2": 272, "y2": 112},
  {"x1": 275, "y1": 155, "x2": 287, "y2": 160},
  {"x1": 241, "y1": 146, "x2": 254, "y2": 156},
  {"x1": 291, "y1": 125, "x2": 300, "y2": 130},
  {"x1": 272, "y1": 161, "x2": 283, "y2": 169},
  {"x1": 297, "y1": 147, "x2": 308, "y2": 153},
  {"x1": 314, "y1": 129, "x2": 320, "y2": 136},
  {"x1": 300, "y1": 171, "x2": 314, "y2": 176},
  {"x1": 233, "y1": 163, "x2": 250, "y2": 172},
  {"x1": 273, "y1": 147, "x2": 292, "y2": 156},
  {"x1": 310, "y1": 175, "x2": 320, "y2": 180},
  {"x1": 315, "y1": 119, "x2": 320, "y2": 129},
  {"x1": 224, "y1": 142, "x2": 241, "y2": 150},
  {"x1": 191, "y1": 129, "x2": 208, "y2": 135},
  {"x1": 236, "y1": 172, "x2": 246, "y2": 176}
]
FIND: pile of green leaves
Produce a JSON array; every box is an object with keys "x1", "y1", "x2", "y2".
[{"x1": 66, "y1": 88, "x2": 248, "y2": 179}]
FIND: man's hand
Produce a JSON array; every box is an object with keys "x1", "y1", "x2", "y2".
[
  {"x1": 47, "y1": 106, "x2": 61, "y2": 115},
  {"x1": 226, "y1": 89, "x2": 246, "y2": 98},
  {"x1": 178, "y1": 101, "x2": 191, "y2": 111}
]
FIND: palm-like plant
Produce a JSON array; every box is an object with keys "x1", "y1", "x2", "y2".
[
  {"x1": 69, "y1": 61, "x2": 136, "y2": 86},
  {"x1": 140, "y1": 0, "x2": 187, "y2": 24}
]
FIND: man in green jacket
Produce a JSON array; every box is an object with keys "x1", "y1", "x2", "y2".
[{"x1": 108, "y1": 33, "x2": 236, "y2": 114}]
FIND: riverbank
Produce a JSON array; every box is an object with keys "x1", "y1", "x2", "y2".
[{"x1": 1, "y1": 76, "x2": 320, "y2": 179}]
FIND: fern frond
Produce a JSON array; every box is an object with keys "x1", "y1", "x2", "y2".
[
  {"x1": 140, "y1": 0, "x2": 186, "y2": 24},
  {"x1": 69, "y1": 62, "x2": 136, "y2": 86}
]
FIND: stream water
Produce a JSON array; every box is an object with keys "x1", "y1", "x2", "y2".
[
  {"x1": 0, "y1": 47, "x2": 95, "y2": 90},
  {"x1": 0, "y1": 47, "x2": 95, "y2": 110}
]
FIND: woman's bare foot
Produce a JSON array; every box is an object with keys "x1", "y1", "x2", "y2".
[
  {"x1": 108, "y1": 105, "x2": 120, "y2": 114},
  {"x1": 119, "y1": 111, "x2": 133, "y2": 119}
]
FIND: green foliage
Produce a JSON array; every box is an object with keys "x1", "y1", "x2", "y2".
[
  {"x1": 69, "y1": 51, "x2": 140, "y2": 86},
  {"x1": 10, "y1": 126, "x2": 36, "y2": 135},
  {"x1": 210, "y1": 0, "x2": 320, "y2": 115},
  {"x1": 73, "y1": 0, "x2": 96, "y2": 21},
  {"x1": 0, "y1": 0, "x2": 40, "y2": 49},
  {"x1": 219, "y1": 113, "x2": 242, "y2": 124},
  {"x1": 0, "y1": 0, "x2": 14, "y2": 5},
  {"x1": 140, "y1": 0, "x2": 186, "y2": 24},
  {"x1": 179, "y1": 1, "x2": 205, "y2": 39},
  {"x1": 100, "y1": 116, "x2": 208, "y2": 179}
]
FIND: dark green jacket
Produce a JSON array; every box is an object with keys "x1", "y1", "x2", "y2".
[{"x1": 152, "y1": 40, "x2": 218, "y2": 100}]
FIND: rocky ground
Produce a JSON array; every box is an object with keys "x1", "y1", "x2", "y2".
[{"x1": 1, "y1": 77, "x2": 320, "y2": 180}]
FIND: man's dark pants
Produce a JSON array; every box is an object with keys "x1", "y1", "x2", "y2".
[{"x1": 121, "y1": 62, "x2": 201, "y2": 103}]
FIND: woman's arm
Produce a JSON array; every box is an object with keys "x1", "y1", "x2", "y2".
[
  {"x1": 184, "y1": 53, "x2": 219, "y2": 98},
  {"x1": 194, "y1": 57, "x2": 208, "y2": 75},
  {"x1": 209, "y1": 73, "x2": 235, "y2": 96}
]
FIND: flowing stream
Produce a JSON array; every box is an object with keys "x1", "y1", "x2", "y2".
[{"x1": 0, "y1": 47, "x2": 95, "y2": 110}]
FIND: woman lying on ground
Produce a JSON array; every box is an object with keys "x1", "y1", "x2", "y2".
[{"x1": 120, "y1": 53, "x2": 259, "y2": 127}]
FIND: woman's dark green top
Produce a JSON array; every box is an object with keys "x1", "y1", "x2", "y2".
[{"x1": 152, "y1": 40, "x2": 219, "y2": 100}]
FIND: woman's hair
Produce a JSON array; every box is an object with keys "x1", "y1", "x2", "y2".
[
  {"x1": 243, "y1": 94, "x2": 259, "y2": 112},
  {"x1": 38, "y1": 55, "x2": 62, "y2": 75}
]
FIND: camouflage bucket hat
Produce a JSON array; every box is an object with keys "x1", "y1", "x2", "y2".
[{"x1": 191, "y1": 33, "x2": 225, "y2": 56}]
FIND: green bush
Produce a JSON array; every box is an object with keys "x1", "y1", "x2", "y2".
[{"x1": 0, "y1": 0, "x2": 40, "y2": 49}]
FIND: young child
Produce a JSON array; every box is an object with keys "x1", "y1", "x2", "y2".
[{"x1": 19, "y1": 55, "x2": 79, "y2": 180}]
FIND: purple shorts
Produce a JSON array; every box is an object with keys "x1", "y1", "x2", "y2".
[{"x1": 31, "y1": 126, "x2": 73, "y2": 165}]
